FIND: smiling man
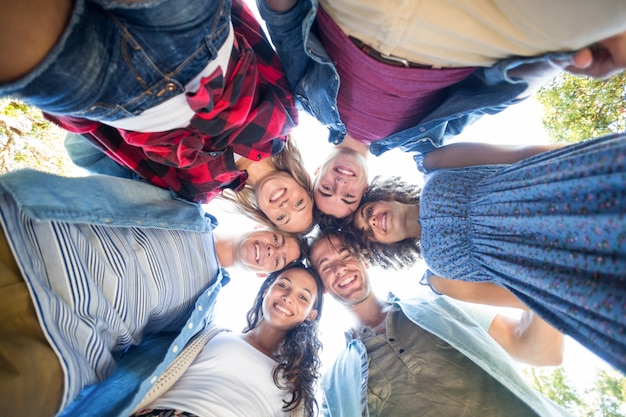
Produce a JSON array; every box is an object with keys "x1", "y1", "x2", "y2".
[
  {"x1": 215, "y1": 228, "x2": 302, "y2": 275},
  {"x1": 308, "y1": 229, "x2": 569, "y2": 417}
]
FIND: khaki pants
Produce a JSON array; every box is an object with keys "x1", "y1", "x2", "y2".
[
  {"x1": 320, "y1": 0, "x2": 626, "y2": 67},
  {"x1": 0, "y1": 227, "x2": 63, "y2": 417}
]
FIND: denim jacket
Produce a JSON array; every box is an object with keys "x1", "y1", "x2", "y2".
[
  {"x1": 321, "y1": 294, "x2": 572, "y2": 417},
  {"x1": 257, "y1": 0, "x2": 573, "y2": 156},
  {"x1": 0, "y1": 170, "x2": 228, "y2": 416}
]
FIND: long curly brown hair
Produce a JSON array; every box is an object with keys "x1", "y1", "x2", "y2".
[
  {"x1": 244, "y1": 261, "x2": 324, "y2": 417},
  {"x1": 342, "y1": 175, "x2": 423, "y2": 270}
]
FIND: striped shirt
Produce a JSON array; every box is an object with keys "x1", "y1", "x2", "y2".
[{"x1": 0, "y1": 192, "x2": 220, "y2": 410}]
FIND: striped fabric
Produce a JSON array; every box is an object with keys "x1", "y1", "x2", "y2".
[{"x1": 0, "y1": 192, "x2": 219, "y2": 410}]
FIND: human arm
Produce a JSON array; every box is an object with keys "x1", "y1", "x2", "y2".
[
  {"x1": 488, "y1": 311, "x2": 564, "y2": 367},
  {"x1": 429, "y1": 276, "x2": 564, "y2": 366},
  {"x1": 421, "y1": 141, "x2": 567, "y2": 170},
  {"x1": 428, "y1": 276, "x2": 528, "y2": 310},
  {"x1": 256, "y1": 0, "x2": 311, "y2": 92}
]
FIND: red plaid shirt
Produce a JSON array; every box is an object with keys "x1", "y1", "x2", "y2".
[{"x1": 48, "y1": 0, "x2": 298, "y2": 203}]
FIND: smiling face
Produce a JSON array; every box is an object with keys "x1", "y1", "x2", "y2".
[
  {"x1": 237, "y1": 230, "x2": 301, "y2": 273},
  {"x1": 262, "y1": 268, "x2": 319, "y2": 331},
  {"x1": 314, "y1": 148, "x2": 368, "y2": 219},
  {"x1": 309, "y1": 234, "x2": 370, "y2": 307},
  {"x1": 255, "y1": 171, "x2": 314, "y2": 233},
  {"x1": 353, "y1": 200, "x2": 411, "y2": 244}
]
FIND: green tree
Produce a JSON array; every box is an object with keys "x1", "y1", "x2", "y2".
[
  {"x1": 524, "y1": 366, "x2": 626, "y2": 417},
  {"x1": 0, "y1": 98, "x2": 81, "y2": 175},
  {"x1": 535, "y1": 72, "x2": 626, "y2": 143}
]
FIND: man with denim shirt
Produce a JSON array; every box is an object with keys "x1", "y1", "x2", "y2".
[
  {"x1": 308, "y1": 229, "x2": 571, "y2": 417},
  {"x1": 0, "y1": 170, "x2": 228, "y2": 416},
  {"x1": 258, "y1": 0, "x2": 626, "y2": 219}
]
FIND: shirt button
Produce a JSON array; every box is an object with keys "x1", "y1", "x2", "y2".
[
  {"x1": 419, "y1": 127, "x2": 425, "y2": 132},
  {"x1": 209, "y1": 152, "x2": 217, "y2": 157},
  {"x1": 164, "y1": 82, "x2": 177, "y2": 92},
  {"x1": 172, "y1": 345, "x2": 179, "y2": 353}
]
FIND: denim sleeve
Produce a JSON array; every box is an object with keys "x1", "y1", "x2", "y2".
[
  {"x1": 256, "y1": 0, "x2": 314, "y2": 92},
  {"x1": 64, "y1": 133, "x2": 141, "y2": 180}
]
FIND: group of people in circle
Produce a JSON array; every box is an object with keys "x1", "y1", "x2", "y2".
[{"x1": 1, "y1": 0, "x2": 625, "y2": 416}]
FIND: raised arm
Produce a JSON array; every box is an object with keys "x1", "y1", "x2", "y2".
[
  {"x1": 422, "y1": 142, "x2": 567, "y2": 171},
  {"x1": 256, "y1": 0, "x2": 310, "y2": 91},
  {"x1": 429, "y1": 276, "x2": 564, "y2": 366},
  {"x1": 488, "y1": 311, "x2": 564, "y2": 367}
]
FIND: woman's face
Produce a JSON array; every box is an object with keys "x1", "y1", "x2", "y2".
[
  {"x1": 255, "y1": 171, "x2": 313, "y2": 233},
  {"x1": 314, "y1": 148, "x2": 368, "y2": 219},
  {"x1": 262, "y1": 268, "x2": 319, "y2": 331},
  {"x1": 352, "y1": 200, "x2": 409, "y2": 244}
]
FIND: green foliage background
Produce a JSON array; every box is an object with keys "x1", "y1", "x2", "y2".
[
  {"x1": 0, "y1": 98, "x2": 81, "y2": 175},
  {"x1": 525, "y1": 367, "x2": 625, "y2": 417},
  {"x1": 535, "y1": 72, "x2": 626, "y2": 143}
]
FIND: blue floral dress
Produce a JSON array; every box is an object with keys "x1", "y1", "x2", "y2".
[{"x1": 418, "y1": 133, "x2": 626, "y2": 373}]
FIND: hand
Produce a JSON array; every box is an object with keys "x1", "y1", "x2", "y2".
[{"x1": 565, "y1": 32, "x2": 626, "y2": 79}]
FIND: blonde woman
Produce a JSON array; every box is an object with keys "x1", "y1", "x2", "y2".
[{"x1": 222, "y1": 137, "x2": 314, "y2": 233}]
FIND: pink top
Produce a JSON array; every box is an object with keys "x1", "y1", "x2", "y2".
[{"x1": 316, "y1": 7, "x2": 476, "y2": 144}]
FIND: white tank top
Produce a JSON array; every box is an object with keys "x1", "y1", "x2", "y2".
[{"x1": 147, "y1": 332, "x2": 290, "y2": 417}]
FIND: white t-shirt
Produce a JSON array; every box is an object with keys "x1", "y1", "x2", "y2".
[
  {"x1": 105, "y1": 23, "x2": 234, "y2": 132},
  {"x1": 147, "y1": 332, "x2": 290, "y2": 417}
]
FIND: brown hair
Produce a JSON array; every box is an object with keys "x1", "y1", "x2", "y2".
[
  {"x1": 342, "y1": 176, "x2": 422, "y2": 270},
  {"x1": 244, "y1": 262, "x2": 324, "y2": 416}
]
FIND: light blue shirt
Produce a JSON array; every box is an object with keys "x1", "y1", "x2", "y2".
[
  {"x1": 322, "y1": 294, "x2": 572, "y2": 417},
  {"x1": 0, "y1": 170, "x2": 228, "y2": 416}
]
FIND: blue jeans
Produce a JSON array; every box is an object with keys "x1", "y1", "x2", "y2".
[{"x1": 0, "y1": 0, "x2": 231, "y2": 121}]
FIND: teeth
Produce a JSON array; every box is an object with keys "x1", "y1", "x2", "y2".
[
  {"x1": 270, "y1": 188, "x2": 286, "y2": 203},
  {"x1": 336, "y1": 168, "x2": 354, "y2": 176},
  {"x1": 338, "y1": 276, "x2": 355, "y2": 287},
  {"x1": 275, "y1": 303, "x2": 292, "y2": 315},
  {"x1": 382, "y1": 212, "x2": 387, "y2": 233},
  {"x1": 255, "y1": 243, "x2": 260, "y2": 262}
]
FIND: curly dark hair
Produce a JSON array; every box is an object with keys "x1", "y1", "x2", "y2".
[
  {"x1": 244, "y1": 261, "x2": 324, "y2": 417},
  {"x1": 313, "y1": 204, "x2": 353, "y2": 231},
  {"x1": 341, "y1": 176, "x2": 422, "y2": 270}
]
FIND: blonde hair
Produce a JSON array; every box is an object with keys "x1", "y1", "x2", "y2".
[{"x1": 221, "y1": 136, "x2": 314, "y2": 232}]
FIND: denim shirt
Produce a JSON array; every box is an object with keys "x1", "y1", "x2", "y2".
[
  {"x1": 321, "y1": 294, "x2": 572, "y2": 417},
  {"x1": 257, "y1": 0, "x2": 573, "y2": 156},
  {"x1": 0, "y1": 170, "x2": 229, "y2": 417},
  {"x1": 0, "y1": 169, "x2": 217, "y2": 232}
]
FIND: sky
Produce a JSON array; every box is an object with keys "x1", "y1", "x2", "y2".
[{"x1": 205, "y1": 97, "x2": 621, "y2": 400}]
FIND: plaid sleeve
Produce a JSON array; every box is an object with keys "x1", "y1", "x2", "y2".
[{"x1": 44, "y1": 0, "x2": 297, "y2": 204}]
